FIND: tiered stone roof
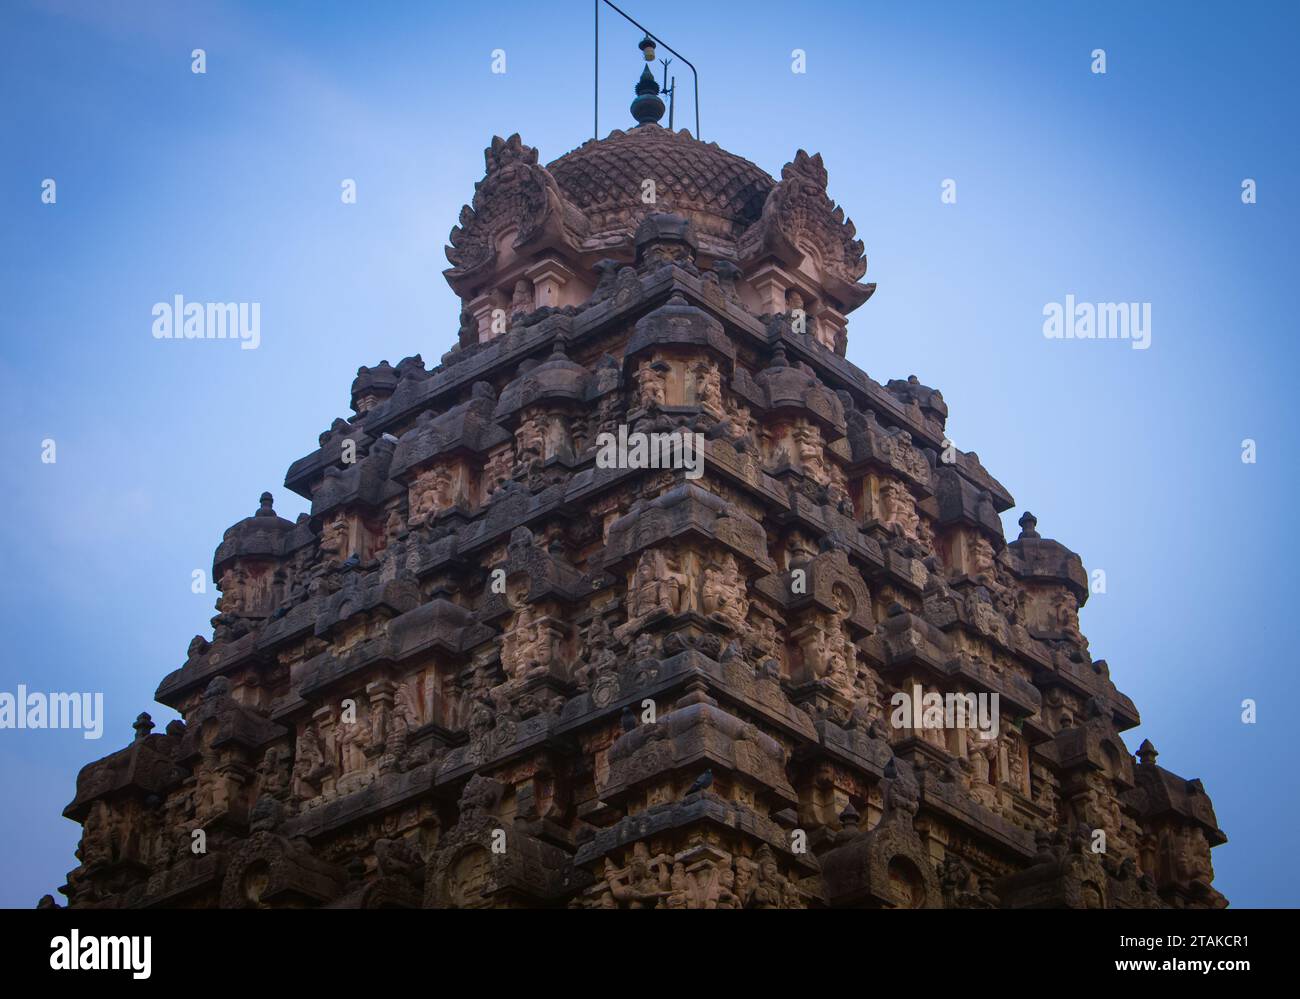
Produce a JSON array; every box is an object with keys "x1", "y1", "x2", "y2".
[{"x1": 57, "y1": 82, "x2": 1225, "y2": 909}]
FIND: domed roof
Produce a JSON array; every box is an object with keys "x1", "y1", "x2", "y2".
[
  {"x1": 213, "y1": 492, "x2": 296, "y2": 577},
  {"x1": 547, "y1": 124, "x2": 774, "y2": 241},
  {"x1": 495, "y1": 344, "x2": 593, "y2": 418}
]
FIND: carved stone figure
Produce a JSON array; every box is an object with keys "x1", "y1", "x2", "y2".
[
  {"x1": 702, "y1": 553, "x2": 747, "y2": 629},
  {"x1": 337, "y1": 709, "x2": 369, "y2": 776},
  {"x1": 603, "y1": 842, "x2": 670, "y2": 909},
  {"x1": 318, "y1": 512, "x2": 350, "y2": 560},
  {"x1": 792, "y1": 421, "x2": 828, "y2": 486},
  {"x1": 635, "y1": 359, "x2": 668, "y2": 410},
  {"x1": 293, "y1": 722, "x2": 329, "y2": 801},
  {"x1": 689, "y1": 358, "x2": 723, "y2": 413},
  {"x1": 1052, "y1": 589, "x2": 1086, "y2": 645},
  {"x1": 628, "y1": 549, "x2": 687, "y2": 619},
  {"x1": 500, "y1": 601, "x2": 544, "y2": 679},
  {"x1": 514, "y1": 413, "x2": 546, "y2": 472},
  {"x1": 409, "y1": 464, "x2": 456, "y2": 524},
  {"x1": 880, "y1": 479, "x2": 919, "y2": 538}
]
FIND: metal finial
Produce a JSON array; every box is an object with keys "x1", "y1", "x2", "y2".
[{"x1": 631, "y1": 65, "x2": 665, "y2": 125}]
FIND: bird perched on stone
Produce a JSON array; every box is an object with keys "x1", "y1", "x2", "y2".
[
  {"x1": 620, "y1": 706, "x2": 636, "y2": 732},
  {"x1": 342, "y1": 553, "x2": 361, "y2": 569},
  {"x1": 270, "y1": 605, "x2": 288, "y2": 621},
  {"x1": 684, "y1": 768, "x2": 713, "y2": 797}
]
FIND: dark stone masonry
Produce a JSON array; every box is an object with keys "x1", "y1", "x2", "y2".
[{"x1": 55, "y1": 66, "x2": 1225, "y2": 909}]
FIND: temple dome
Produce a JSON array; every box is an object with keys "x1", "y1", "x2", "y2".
[
  {"x1": 547, "y1": 125, "x2": 774, "y2": 242},
  {"x1": 495, "y1": 345, "x2": 593, "y2": 418}
]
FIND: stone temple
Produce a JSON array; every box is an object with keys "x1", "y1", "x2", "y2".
[{"x1": 56, "y1": 62, "x2": 1226, "y2": 910}]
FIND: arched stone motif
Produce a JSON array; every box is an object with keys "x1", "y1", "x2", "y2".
[
  {"x1": 219, "y1": 831, "x2": 345, "y2": 909},
  {"x1": 818, "y1": 760, "x2": 941, "y2": 908}
]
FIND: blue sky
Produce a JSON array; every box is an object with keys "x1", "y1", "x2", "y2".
[{"x1": 1, "y1": 0, "x2": 1295, "y2": 907}]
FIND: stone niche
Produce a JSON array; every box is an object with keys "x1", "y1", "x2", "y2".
[
  {"x1": 316, "y1": 508, "x2": 380, "y2": 564},
  {"x1": 499, "y1": 577, "x2": 570, "y2": 683},
  {"x1": 765, "y1": 416, "x2": 833, "y2": 486},
  {"x1": 631, "y1": 350, "x2": 724, "y2": 415},
  {"x1": 407, "y1": 459, "x2": 475, "y2": 526},
  {"x1": 393, "y1": 659, "x2": 455, "y2": 733},
  {"x1": 859, "y1": 474, "x2": 920, "y2": 540},
  {"x1": 217, "y1": 560, "x2": 280, "y2": 618},
  {"x1": 468, "y1": 257, "x2": 591, "y2": 343},
  {"x1": 939, "y1": 526, "x2": 1000, "y2": 579},
  {"x1": 513, "y1": 405, "x2": 575, "y2": 472},
  {"x1": 625, "y1": 546, "x2": 694, "y2": 621},
  {"x1": 788, "y1": 610, "x2": 856, "y2": 694},
  {"x1": 1022, "y1": 583, "x2": 1084, "y2": 644}
]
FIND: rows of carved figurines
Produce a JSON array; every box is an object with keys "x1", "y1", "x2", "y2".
[
  {"x1": 66, "y1": 770, "x2": 1196, "y2": 907},
  {"x1": 214, "y1": 490, "x2": 1085, "y2": 709},
  {"x1": 577, "y1": 840, "x2": 808, "y2": 909},
  {"x1": 212, "y1": 547, "x2": 1091, "y2": 841},
  {"x1": 214, "y1": 362, "x2": 995, "y2": 628},
  {"x1": 631, "y1": 353, "x2": 858, "y2": 501},
  {"x1": 216, "y1": 507, "x2": 1085, "y2": 673},
  {"x1": 272, "y1": 641, "x2": 1085, "y2": 843},
  {"x1": 371, "y1": 353, "x2": 926, "y2": 537},
  {"x1": 914, "y1": 703, "x2": 1137, "y2": 855}
]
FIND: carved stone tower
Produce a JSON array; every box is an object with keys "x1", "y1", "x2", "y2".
[{"x1": 58, "y1": 63, "x2": 1226, "y2": 910}]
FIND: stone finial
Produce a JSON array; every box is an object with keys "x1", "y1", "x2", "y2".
[
  {"x1": 631, "y1": 65, "x2": 665, "y2": 125},
  {"x1": 1137, "y1": 739, "x2": 1159, "y2": 767},
  {"x1": 133, "y1": 712, "x2": 155, "y2": 741},
  {"x1": 1017, "y1": 511, "x2": 1040, "y2": 540},
  {"x1": 255, "y1": 491, "x2": 275, "y2": 518}
]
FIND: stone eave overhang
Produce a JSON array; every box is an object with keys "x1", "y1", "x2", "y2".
[
  {"x1": 155, "y1": 631, "x2": 268, "y2": 709},
  {"x1": 572, "y1": 794, "x2": 821, "y2": 880},
  {"x1": 1008, "y1": 534, "x2": 1091, "y2": 605},
  {"x1": 284, "y1": 266, "x2": 994, "y2": 503},
  {"x1": 917, "y1": 770, "x2": 1040, "y2": 861},
  {"x1": 1123, "y1": 766, "x2": 1227, "y2": 845},
  {"x1": 125, "y1": 853, "x2": 225, "y2": 909},
  {"x1": 1032, "y1": 655, "x2": 1141, "y2": 731},
  {"x1": 63, "y1": 733, "x2": 188, "y2": 822}
]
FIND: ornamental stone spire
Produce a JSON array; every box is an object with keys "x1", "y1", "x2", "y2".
[
  {"x1": 56, "y1": 61, "x2": 1225, "y2": 910},
  {"x1": 631, "y1": 65, "x2": 665, "y2": 125}
]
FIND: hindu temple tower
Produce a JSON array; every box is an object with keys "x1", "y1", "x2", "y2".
[{"x1": 56, "y1": 56, "x2": 1226, "y2": 910}]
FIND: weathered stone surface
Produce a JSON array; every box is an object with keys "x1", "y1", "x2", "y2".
[{"x1": 56, "y1": 61, "x2": 1224, "y2": 910}]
